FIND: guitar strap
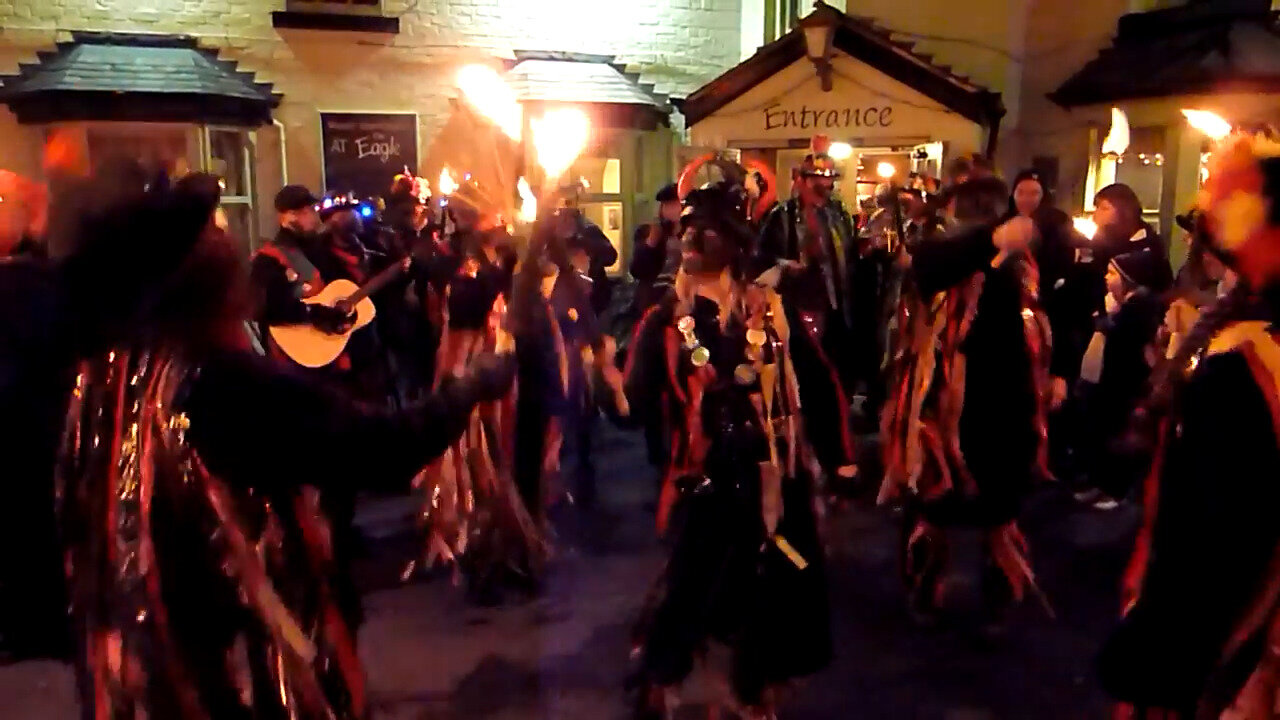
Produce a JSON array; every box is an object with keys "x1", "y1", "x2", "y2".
[{"x1": 258, "y1": 242, "x2": 324, "y2": 299}]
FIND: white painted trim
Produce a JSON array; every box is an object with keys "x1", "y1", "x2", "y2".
[{"x1": 741, "y1": 0, "x2": 766, "y2": 62}]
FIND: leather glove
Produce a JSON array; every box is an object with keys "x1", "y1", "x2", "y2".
[{"x1": 308, "y1": 303, "x2": 356, "y2": 335}]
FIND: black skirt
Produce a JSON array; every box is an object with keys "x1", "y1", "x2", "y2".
[{"x1": 637, "y1": 454, "x2": 832, "y2": 705}]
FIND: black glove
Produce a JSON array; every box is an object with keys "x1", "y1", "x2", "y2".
[{"x1": 308, "y1": 303, "x2": 356, "y2": 335}]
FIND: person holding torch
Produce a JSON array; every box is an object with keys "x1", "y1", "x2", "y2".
[{"x1": 1099, "y1": 126, "x2": 1280, "y2": 720}]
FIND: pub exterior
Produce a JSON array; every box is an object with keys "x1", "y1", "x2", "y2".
[
  {"x1": 677, "y1": 3, "x2": 1005, "y2": 210},
  {"x1": 0, "y1": 0, "x2": 743, "y2": 263}
]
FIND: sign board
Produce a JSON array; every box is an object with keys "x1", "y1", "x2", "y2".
[
  {"x1": 320, "y1": 112, "x2": 418, "y2": 199},
  {"x1": 688, "y1": 55, "x2": 983, "y2": 154}
]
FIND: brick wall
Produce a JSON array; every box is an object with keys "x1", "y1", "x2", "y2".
[{"x1": 0, "y1": 0, "x2": 742, "y2": 197}]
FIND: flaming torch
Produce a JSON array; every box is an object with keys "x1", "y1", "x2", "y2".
[
  {"x1": 1072, "y1": 216, "x2": 1098, "y2": 240},
  {"x1": 530, "y1": 108, "x2": 590, "y2": 187},
  {"x1": 456, "y1": 65, "x2": 523, "y2": 142},
  {"x1": 517, "y1": 176, "x2": 537, "y2": 224},
  {"x1": 1182, "y1": 109, "x2": 1233, "y2": 142}
]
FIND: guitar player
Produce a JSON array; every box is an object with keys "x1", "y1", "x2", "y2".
[{"x1": 249, "y1": 183, "x2": 377, "y2": 635}]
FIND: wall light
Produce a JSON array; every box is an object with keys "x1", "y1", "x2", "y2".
[
  {"x1": 798, "y1": 1, "x2": 839, "y2": 92},
  {"x1": 828, "y1": 142, "x2": 853, "y2": 160}
]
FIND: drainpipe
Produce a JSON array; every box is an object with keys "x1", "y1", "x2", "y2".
[{"x1": 273, "y1": 118, "x2": 289, "y2": 186}]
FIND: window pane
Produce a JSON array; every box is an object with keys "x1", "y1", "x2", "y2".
[
  {"x1": 86, "y1": 125, "x2": 188, "y2": 177},
  {"x1": 567, "y1": 156, "x2": 621, "y2": 195},
  {"x1": 1115, "y1": 161, "x2": 1163, "y2": 214},
  {"x1": 208, "y1": 129, "x2": 251, "y2": 197},
  {"x1": 220, "y1": 202, "x2": 257, "y2": 255}
]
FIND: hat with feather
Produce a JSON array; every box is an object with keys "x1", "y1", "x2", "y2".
[
  {"x1": 1198, "y1": 132, "x2": 1280, "y2": 263},
  {"x1": 799, "y1": 135, "x2": 841, "y2": 178}
]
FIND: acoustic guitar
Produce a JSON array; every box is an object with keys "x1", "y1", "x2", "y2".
[{"x1": 269, "y1": 256, "x2": 411, "y2": 368}]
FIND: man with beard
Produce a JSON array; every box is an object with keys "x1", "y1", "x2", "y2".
[
  {"x1": 250, "y1": 185, "x2": 378, "y2": 637},
  {"x1": 251, "y1": 185, "x2": 364, "y2": 368},
  {"x1": 630, "y1": 183, "x2": 683, "y2": 313},
  {"x1": 756, "y1": 140, "x2": 858, "y2": 485}
]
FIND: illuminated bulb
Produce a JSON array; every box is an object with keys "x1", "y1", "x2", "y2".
[
  {"x1": 876, "y1": 162, "x2": 896, "y2": 179},
  {"x1": 828, "y1": 142, "x2": 854, "y2": 160},
  {"x1": 1073, "y1": 216, "x2": 1098, "y2": 239},
  {"x1": 1182, "y1": 109, "x2": 1232, "y2": 141}
]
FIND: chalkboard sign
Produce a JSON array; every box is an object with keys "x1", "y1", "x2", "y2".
[{"x1": 320, "y1": 112, "x2": 418, "y2": 199}]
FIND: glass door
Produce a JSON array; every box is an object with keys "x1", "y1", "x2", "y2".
[{"x1": 203, "y1": 127, "x2": 259, "y2": 253}]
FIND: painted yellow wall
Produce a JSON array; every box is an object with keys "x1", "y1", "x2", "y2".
[
  {"x1": 1009, "y1": 0, "x2": 1132, "y2": 209},
  {"x1": 840, "y1": 0, "x2": 1021, "y2": 116}
]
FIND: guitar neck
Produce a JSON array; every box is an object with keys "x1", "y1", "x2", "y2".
[{"x1": 345, "y1": 257, "x2": 411, "y2": 305}]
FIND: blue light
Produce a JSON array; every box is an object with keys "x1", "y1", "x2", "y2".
[{"x1": 360, "y1": 206, "x2": 373, "y2": 217}]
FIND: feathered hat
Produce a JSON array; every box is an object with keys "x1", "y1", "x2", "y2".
[
  {"x1": 680, "y1": 180, "x2": 755, "y2": 269},
  {"x1": 1198, "y1": 132, "x2": 1280, "y2": 261},
  {"x1": 799, "y1": 135, "x2": 841, "y2": 178}
]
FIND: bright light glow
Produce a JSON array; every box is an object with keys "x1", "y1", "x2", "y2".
[
  {"x1": 531, "y1": 108, "x2": 590, "y2": 181},
  {"x1": 1101, "y1": 107, "x2": 1130, "y2": 156},
  {"x1": 828, "y1": 142, "x2": 854, "y2": 160},
  {"x1": 517, "y1": 176, "x2": 537, "y2": 223},
  {"x1": 1182, "y1": 109, "x2": 1233, "y2": 141},
  {"x1": 456, "y1": 65, "x2": 523, "y2": 141},
  {"x1": 438, "y1": 167, "x2": 457, "y2": 197},
  {"x1": 876, "y1": 162, "x2": 896, "y2": 179},
  {"x1": 1073, "y1": 216, "x2": 1098, "y2": 239}
]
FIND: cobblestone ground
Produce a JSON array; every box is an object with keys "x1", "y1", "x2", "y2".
[{"x1": 0, "y1": 423, "x2": 1138, "y2": 719}]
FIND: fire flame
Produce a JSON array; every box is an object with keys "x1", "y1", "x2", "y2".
[
  {"x1": 456, "y1": 65, "x2": 523, "y2": 141},
  {"x1": 1072, "y1": 216, "x2": 1098, "y2": 240},
  {"x1": 530, "y1": 108, "x2": 590, "y2": 181},
  {"x1": 1182, "y1": 109, "x2": 1232, "y2": 141},
  {"x1": 438, "y1": 167, "x2": 457, "y2": 197},
  {"x1": 1101, "y1": 107, "x2": 1130, "y2": 156},
  {"x1": 517, "y1": 176, "x2": 537, "y2": 223}
]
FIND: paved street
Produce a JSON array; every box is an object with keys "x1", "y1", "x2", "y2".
[{"x1": 0, "y1": 423, "x2": 1138, "y2": 719}]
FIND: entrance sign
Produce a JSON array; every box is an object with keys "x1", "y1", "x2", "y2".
[
  {"x1": 688, "y1": 55, "x2": 982, "y2": 153},
  {"x1": 763, "y1": 103, "x2": 894, "y2": 131},
  {"x1": 320, "y1": 112, "x2": 419, "y2": 199}
]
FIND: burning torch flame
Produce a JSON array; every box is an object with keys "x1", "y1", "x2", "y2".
[
  {"x1": 1182, "y1": 109, "x2": 1233, "y2": 141},
  {"x1": 517, "y1": 177, "x2": 537, "y2": 223},
  {"x1": 438, "y1": 167, "x2": 458, "y2": 197},
  {"x1": 531, "y1": 108, "x2": 590, "y2": 181},
  {"x1": 1073, "y1": 216, "x2": 1098, "y2": 240},
  {"x1": 1101, "y1": 107, "x2": 1130, "y2": 156},
  {"x1": 456, "y1": 65, "x2": 523, "y2": 141}
]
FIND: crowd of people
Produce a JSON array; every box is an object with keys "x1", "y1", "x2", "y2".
[{"x1": 0, "y1": 127, "x2": 1278, "y2": 720}]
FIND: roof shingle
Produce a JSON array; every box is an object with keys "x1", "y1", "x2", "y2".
[
  {"x1": 1051, "y1": 7, "x2": 1280, "y2": 107},
  {"x1": 0, "y1": 32, "x2": 281, "y2": 125}
]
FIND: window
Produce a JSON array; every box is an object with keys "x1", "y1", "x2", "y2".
[
  {"x1": 85, "y1": 124, "x2": 192, "y2": 178},
  {"x1": 1085, "y1": 125, "x2": 1165, "y2": 232},
  {"x1": 568, "y1": 155, "x2": 625, "y2": 274},
  {"x1": 764, "y1": 0, "x2": 804, "y2": 44},
  {"x1": 204, "y1": 128, "x2": 258, "y2": 253}
]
